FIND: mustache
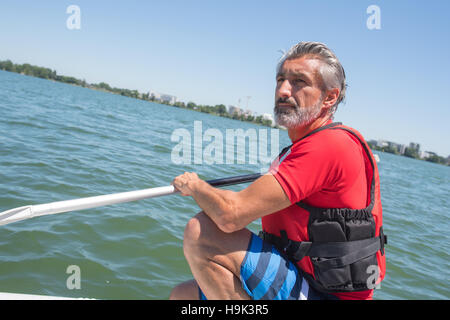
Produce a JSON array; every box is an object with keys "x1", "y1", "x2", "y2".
[{"x1": 275, "y1": 97, "x2": 298, "y2": 107}]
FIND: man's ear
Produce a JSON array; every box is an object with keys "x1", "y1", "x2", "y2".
[{"x1": 322, "y1": 88, "x2": 340, "y2": 112}]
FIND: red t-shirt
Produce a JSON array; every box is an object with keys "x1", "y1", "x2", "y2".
[{"x1": 268, "y1": 123, "x2": 373, "y2": 300}]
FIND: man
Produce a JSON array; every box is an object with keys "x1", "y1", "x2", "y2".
[{"x1": 169, "y1": 41, "x2": 386, "y2": 300}]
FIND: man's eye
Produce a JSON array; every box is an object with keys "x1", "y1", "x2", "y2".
[{"x1": 293, "y1": 79, "x2": 305, "y2": 84}]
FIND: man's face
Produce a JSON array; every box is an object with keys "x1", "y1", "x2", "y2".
[{"x1": 274, "y1": 56, "x2": 325, "y2": 128}]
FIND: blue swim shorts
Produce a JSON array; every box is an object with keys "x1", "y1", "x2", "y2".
[{"x1": 199, "y1": 232, "x2": 337, "y2": 300}]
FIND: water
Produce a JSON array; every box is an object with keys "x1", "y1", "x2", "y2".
[{"x1": 0, "y1": 70, "x2": 449, "y2": 300}]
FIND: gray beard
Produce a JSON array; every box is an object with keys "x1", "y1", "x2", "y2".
[{"x1": 274, "y1": 98, "x2": 323, "y2": 129}]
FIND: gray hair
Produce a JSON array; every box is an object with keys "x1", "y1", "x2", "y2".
[{"x1": 277, "y1": 42, "x2": 347, "y2": 116}]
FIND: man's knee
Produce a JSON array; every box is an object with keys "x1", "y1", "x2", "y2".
[
  {"x1": 170, "y1": 280, "x2": 199, "y2": 300},
  {"x1": 184, "y1": 212, "x2": 203, "y2": 244},
  {"x1": 183, "y1": 211, "x2": 216, "y2": 251}
]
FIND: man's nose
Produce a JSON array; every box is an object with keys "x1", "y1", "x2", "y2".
[{"x1": 277, "y1": 80, "x2": 292, "y2": 98}]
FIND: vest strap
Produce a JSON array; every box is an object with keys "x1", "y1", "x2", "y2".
[{"x1": 259, "y1": 230, "x2": 387, "y2": 269}]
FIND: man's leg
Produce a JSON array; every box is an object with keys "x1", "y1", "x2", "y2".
[
  {"x1": 170, "y1": 211, "x2": 319, "y2": 300},
  {"x1": 177, "y1": 211, "x2": 252, "y2": 300},
  {"x1": 169, "y1": 279, "x2": 199, "y2": 300}
]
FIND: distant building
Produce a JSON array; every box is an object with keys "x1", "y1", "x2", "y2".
[
  {"x1": 387, "y1": 141, "x2": 397, "y2": 149},
  {"x1": 399, "y1": 144, "x2": 407, "y2": 155},
  {"x1": 148, "y1": 91, "x2": 176, "y2": 104},
  {"x1": 420, "y1": 151, "x2": 431, "y2": 159},
  {"x1": 160, "y1": 94, "x2": 177, "y2": 104},
  {"x1": 149, "y1": 91, "x2": 160, "y2": 100},
  {"x1": 376, "y1": 140, "x2": 388, "y2": 148},
  {"x1": 386, "y1": 141, "x2": 406, "y2": 154},
  {"x1": 409, "y1": 142, "x2": 421, "y2": 152},
  {"x1": 228, "y1": 105, "x2": 243, "y2": 116},
  {"x1": 420, "y1": 151, "x2": 437, "y2": 159}
]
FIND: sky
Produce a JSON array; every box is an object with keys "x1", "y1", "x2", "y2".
[{"x1": 1, "y1": 0, "x2": 449, "y2": 156}]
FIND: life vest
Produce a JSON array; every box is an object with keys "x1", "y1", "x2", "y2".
[{"x1": 260, "y1": 122, "x2": 387, "y2": 293}]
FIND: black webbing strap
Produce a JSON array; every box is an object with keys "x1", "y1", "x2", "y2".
[
  {"x1": 259, "y1": 230, "x2": 387, "y2": 270},
  {"x1": 311, "y1": 238, "x2": 381, "y2": 270}
]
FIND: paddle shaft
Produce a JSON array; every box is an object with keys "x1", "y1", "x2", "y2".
[{"x1": 0, "y1": 173, "x2": 262, "y2": 226}]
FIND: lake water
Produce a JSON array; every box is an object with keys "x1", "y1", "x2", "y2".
[{"x1": 0, "y1": 70, "x2": 448, "y2": 300}]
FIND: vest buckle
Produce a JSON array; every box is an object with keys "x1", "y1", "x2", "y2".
[{"x1": 287, "y1": 241, "x2": 313, "y2": 262}]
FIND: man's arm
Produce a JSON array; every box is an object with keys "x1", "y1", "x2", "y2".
[{"x1": 172, "y1": 172, "x2": 291, "y2": 233}]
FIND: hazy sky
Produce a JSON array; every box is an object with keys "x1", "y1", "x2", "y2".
[{"x1": 1, "y1": 0, "x2": 449, "y2": 156}]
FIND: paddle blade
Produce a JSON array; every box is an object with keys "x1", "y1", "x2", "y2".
[{"x1": 0, "y1": 206, "x2": 34, "y2": 226}]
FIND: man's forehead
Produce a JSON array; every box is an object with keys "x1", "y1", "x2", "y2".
[{"x1": 278, "y1": 56, "x2": 322, "y2": 76}]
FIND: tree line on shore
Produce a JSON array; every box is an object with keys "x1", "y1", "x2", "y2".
[
  {"x1": 367, "y1": 141, "x2": 449, "y2": 166},
  {"x1": 0, "y1": 59, "x2": 275, "y2": 128}
]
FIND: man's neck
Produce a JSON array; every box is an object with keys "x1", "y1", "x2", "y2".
[{"x1": 287, "y1": 116, "x2": 332, "y2": 143}]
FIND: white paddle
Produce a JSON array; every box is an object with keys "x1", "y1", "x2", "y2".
[{"x1": 0, "y1": 173, "x2": 261, "y2": 226}]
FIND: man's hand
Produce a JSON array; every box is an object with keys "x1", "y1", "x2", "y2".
[
  {"x1": 172, "y1": 172, "x2": 203, "y2": 196},
  {"x1": 172, "y1": 172, "x2": 291, "y2": 233}
]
